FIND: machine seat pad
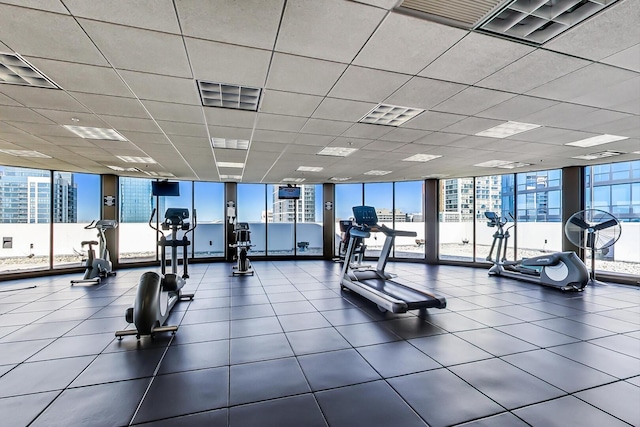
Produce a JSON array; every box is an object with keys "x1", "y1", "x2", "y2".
[{"x1": 81, "y1": 240, "x2": 99, "y2": 246}]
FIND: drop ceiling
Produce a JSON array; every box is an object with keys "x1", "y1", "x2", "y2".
[{"x1": 0, "y1": 0, "x2": 638, "y2": 184}]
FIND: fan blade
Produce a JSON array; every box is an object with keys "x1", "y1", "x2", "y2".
[
  {"x1": 594, "y1": 218, "x2": 618, "y2": 231},
  {"x1": 569, "y1": 216, "x2": 590, "y2": 230}
]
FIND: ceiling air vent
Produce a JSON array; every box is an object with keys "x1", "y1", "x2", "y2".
[
  {"x1": 478, "y1": 0, "x2": 622, "y2": 44},
  {"x1": 197, "y1": 80, "x2": 261, "y2": 111},
  {"x1": 397, "y1": 0, "x2": 505, "y2": 28},
  {"x1": 0, "y1": 52, "x2": 60, "y2": 89}
]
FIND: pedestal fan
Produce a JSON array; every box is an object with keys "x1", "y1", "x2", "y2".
[{"x1": 565, "y1": 209, "x2": 622, "y2": 286}]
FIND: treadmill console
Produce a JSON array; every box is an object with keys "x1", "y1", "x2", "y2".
[{"x1": 352, "y1": 206, "x2": 378, "y2": 227}]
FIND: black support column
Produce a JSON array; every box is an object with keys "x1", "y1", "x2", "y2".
[
  {"x1": 323, "y1": 183, "x2": 335, "y2": 259},
  {"x1": 562, "y1": 166, "x2": 584, "y2": 256},
  {"x1": 224, "y1": 182, "x2": 237, "y2": 262},
  {"x1": 101, "y1": 174, "x2": 119, "y2": 269},
  {"x1": 424, "y1": 179, "x2": 439, "y2": 264}
]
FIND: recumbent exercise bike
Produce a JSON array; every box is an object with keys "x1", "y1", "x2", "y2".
[{"x1": 116, "y1": 208, "x2": 196, "y2": 339}]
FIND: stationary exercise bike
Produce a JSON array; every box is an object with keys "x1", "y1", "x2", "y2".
[
  {"x1": 484, "y1": 212, "x2": 589, "y2": 291},
  {"x1": 116, "y1": 208, "x2": 196, "y2": 339},
  {"x1": 230, "y1": 222, "x2": 253, "y2": 275},
  {"x1": 71, "y1": 219, "x2": 118, "y2": 285}
]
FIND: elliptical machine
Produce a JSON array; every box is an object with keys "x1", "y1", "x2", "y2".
[
  {"x1": 116, "y1": 208, "x2": 196, "y2": 339},
  {"x1": 71, "y1": 219, "x2": 118, "y2": 285},
  {"x1": 484, "y1": 211, "x2": 589, "y2": 291},
  {"x1": 230, "y1": 222, "x2": 253, "y2": 276}
]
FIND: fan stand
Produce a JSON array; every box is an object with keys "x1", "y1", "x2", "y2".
[{"x1": 587, "y1": 238, "x2": 609, "y2": 287}]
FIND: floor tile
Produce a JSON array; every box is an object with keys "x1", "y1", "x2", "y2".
[
  {"x1": 27, "y1": 332, "x2": 114, "y2": 361},
  {"x1": 455, "y1": 328, "x2": 538, "y2": 356},
  {"x1": 357, "y1": 341, "x2": 441, "y2": 377},
  {"x1": 133, "y1": 367, "x2": 229, "y2": 424},
  {"x1": 388, "y1": 369, "x2": 504, "y2": 427},
  {"x1": 531, "y1": 317, "x2": 614, "y2": 340},
  {"x1": 315, "y1": 380, "x2": 428, "y2": 427},
  {"x1": 424, "y1": 312, "x2": 487, "y2": 333},
  {"x1": 588, "y1": 334, "x2": 640, "y2": 359},
  {"x1": 31, "y1": 378, "x2": 149, "y2": 427},
  {"x1": 0, "y1": 391, "x2": 59, "y2": 427},
  {"x1": 450, "y1": 358, "x2": 564, "y2": 410},
  {"x1": 278, "y1": 312, "x2": 331, "y2": 332},
  {"x1": 229, "y1": 357, "x2": 309, "y2": 405},
  {"x1": 72, "y1": 347, "x2": 165, "y2": 387},
  {"x1": 298, "y1": 348, "x2": 380, "y2": 391},
  {"x1": 320, "y1": 307, "x2": 373, "y2": 326},
  {"x1": 170, "y1": 321, "x2": 229, "y2": 345},
  {"x1": 230, "y1": 394, "x2": 327, "y2": 427},
  {"x1": 575, "y1": 380, "x2": 640, "y2": 425},
  {"x1": 132, "y1": 408, "x2": 228, "y2": 426},
  {"x1": 459, "y1": 308, "x2": 523, "y2": 327},
  {"x1": 379, "y1": 317, "x2": 446, "y2": 339},
  {"x1": 0, "y1": 338, "x2": 53, "y2": 365},
  {"x1": 456, "y1": 412, "x2": 529, "y2": 427},
  {"x1": 230, "y1": 316, "x2": 283, "y2": 338},
  {"x1": 548, "y1": 342, "x2": 640, "y2": 379},
  {"x1": 230, "y1": 333, "x2": 293, "y2": 364},
  {"x1": 513, "y1": 395, "x2": 629, "y2": 427},
  {"x1": 286, "y1": 327, "x2": 352, "y2": 355},
  {"x1": 496, "y1": 323, "x2": 579, "y2": 347},
  {"x1": 158, "y1": 339, "x2": 229, "y2": 374},
  {"x1": 335, "y1": 322, "x2": 401, "y2": 347}
]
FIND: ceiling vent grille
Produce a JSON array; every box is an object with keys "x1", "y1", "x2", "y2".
[
  {"x1": 397, "y1": 0, "x2": 504, "y2": 27},
  {"x1": 197, "y1": 80, "x2": 261, "y2": 111},
  {"x1": 0, "y1": 53, "x2": 60, "y2": 89},
  {"x1": 478, "y1": 0, "x2": 622, "y2": 44}
]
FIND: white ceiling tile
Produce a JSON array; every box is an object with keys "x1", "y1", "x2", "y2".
[
  {"x1": 476, "y1": 95, "x2": 558, "y2": 121},
  {"x1": 247, "y1": 142, "x2": 286, "y2": 153},
  {"x1": 101, "y1": 115, "x2": 161, "y2": 133},
  {"x1": 293, "y1": 134, "x2": 335, "y2": 146},
  {"x1": 312, "y1": 98, "x2": 375, "y2": 122},
  {"x1": 266, "y1": 53, "x2": 347, "y2": 96},
  {"x1": 441, "y1": 116, "x2": 504, "y2": 135},
  {"x1": 402, "y1": 111, "x2": 466, "y2": 131},
  {"x1": 0, "y1": 0, "x2": 69, "y2": 13},
  {"x1": 122, "y1": 132, "x2": 171, "y2": 146},
  {"x1": 27, "y1": 58, "x2": 133, "y2": 97},
  {"x1": 70, "y1": 92, "x2": 150, "y2": 118},
  {"x1": 476, "y1": 49, "x2": 590, "y2": 94},
  {"x1": 510, "y1": 127, "x2": 593, "y2": 145},
  {"x1": 352, "y1": 0, "x2": 399, "y2": 9},
  {"x1": 64, "y1": 0, "x2": 180, "y2": 33},
  {"x1": 156, "y1": 121, "x2": 208, "y2": 138},
  {"x1": 33, "y1": 110, "x2": 108, "y2": 128},
  {"x1": 544, "y1": 0, "x2": 640, "y2": 61},
  {"x1": 185, "y1": 38, "x2": 271, "y2": 87},
  {"x1": 300, "y1": 119, "x2": 352, "y2": 136},
  {"x1": 570, "y1": 76, "x2": 640, "y2": 113},
  {"x1": 142, "y1": 101, "x2": 204, "y2": 124},
  {"x1": 260, "y1": 90, "x2": 323, "y2": 116},
  {"x1": 412, "y1": 132, "x2": 464, "y2": 146},
  {"x1": 330, "y1": 136, "x2": 373, "y2": 148},
  {"x1": 207, "y1": 125, "x2": 252, "y2": 141},
  {"x1": 601, "y1": 43, "x2": 640, "y2": 72},
  {"x1": 420, "y1": 32, "x2": 534, "y2": 84},
  {"x1": 204, "y1": 107, "x2": 256, "y2": 129},
  {"x1": 362, "y1": 140, "x2": 408, "y2": 152},
  {"x1": 3, "y1": 122, "x2": 69, "y2": 138},
  {"x1": 256, "y1": 113, "x2": 307, "y2": 133},
  {"x1": 252, "y1": 129, "x2": 298, "y2": 144},
  {"x1": 119, "y1": 71, "x2": 200, "y2": 104},
  {"x1": 378, "y1": 127, "x2": 425, "y2": 143},
  {"x1": 0, "y1": 105, "x2": 52, "y2": 124},
  {"x1": 39, "y1": 135, "x2": 96, "y2": 147},
  {"x1": 0, "y1": 4, "x2": 107, "y2": 66},
  {"x1": 342, "y1": 123, "x2": 393, "y2": 139},
  {"x1": 580, "y1": 115, "x2": 640, "y2": 139},
  {"x1": 519, "y1": 103, "x2": 600, "y2": 129},
  {"x1": 176, "y1": 0, "x2": 283, "y2": 49},
  {"x1": 328, "y1": 66, "x2": 412, "y2": 103},
  {"x1": 0, "y1": 86, "x2": 88, "y2": 112},
  {"x1": 433, "y1": 87, "x2": 515, "y2": 116},
  {"x1": 78, "y1": 19, "x2": 191, "y2": 78},
  {"x1": 353, "y1": 12, "x2": 466, "y2": 74},
  {"x1": 276, "y1": 0, "x2": 386, "y2": 63},
  {"x1": 0, "y1": 93, "x2": 22, "y2": 107},
  {"x1": 385, "y1": 77, "x2": 466, "y2": 110}
]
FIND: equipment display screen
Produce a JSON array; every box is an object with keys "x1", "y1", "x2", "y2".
[
  {"x1": 151, "y1": 181, "x2": 180, "y2": 196},
  {"x1": 278, "y1": 186, "x2": 301, "y2": 199}
]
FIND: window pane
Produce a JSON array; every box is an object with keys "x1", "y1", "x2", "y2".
[
  {"x1": 364, "y1": 182, "x2": 393, "y2": 259},
  {"x1": 237, "y1": 184, "x2": 266, "y2": 256},
  {"x1": 159, "y1": 181, "x2": 193, "y2": 260},
  {"x1": 53, "y1": 172, "x2": 101, "y2": 270},
  {"x1": 193, "y1": 181, "x2": 225, "y2": 258},
  {"x1": 439, "y1": 178, "x2": 474, "y2": 261},
  {"x1": 296, "y1": 184, "x2": 323, "y2": 256},
  {"x1": 475, "y1": 175, "x2": 514, "y2": 263},
  {"x1": 334, "y1": 183, "x2": 362, "y2": 256},
  {"x1": 267, "y1": 184, "x2": 294, "y2": 256},
  {"x1": 118, "y1": 177, "x2": 157, "y2": 263},
  {"x1": 394, "y1": 181, "x2": 424, "y2": 259},
  {"x1": 0, "y1": 166, "x2": 51, "y2": 273}
]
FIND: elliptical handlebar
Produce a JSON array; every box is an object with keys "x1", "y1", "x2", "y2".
[{"x1": 84, "y1": 220, "x2": 98, "y2": 229}]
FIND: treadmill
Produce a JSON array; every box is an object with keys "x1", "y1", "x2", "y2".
[{"x1": 340, "y1": 206, "x2": 447, "y2": 313}]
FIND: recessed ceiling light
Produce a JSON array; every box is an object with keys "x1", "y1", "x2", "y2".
[
  {"x1": 402, "y1": 154, "x2": 442, "y2": 162},
  {"x1": 282, "y1": 178, "x2": 306, "y2": 183},
  {"x1": 106, "y1": 165, "x2": 141, "y2": 172},
  {"x1": 422, "y1": 174, "x2": 449, "y2": 179},
  {"x1": 359, "y1": 103, "x2": 424, "y2": 127},
  {"x1": 211, "y1": 138, "x2": 249, "y2": 150},
  {"x1": 219, "y1": 174, "x2": 242, "y2": 180},
  {"x1": 143, "y1": 171, "x2": 175, "y2": 177},
  {"x1": 330, "y1": 177, "x2": 351, "y2": 181},
  {"x1": 565, "y1": 134, "x2": 629, "y2": 148},
  {"x1": 297, "y1": 166, "x2": 323, "y2": 172},
  {"x1": 572, "y1": 150, "x2": 625, "y2": 160},
  {"x1": 116, "y1": 155, "x2": 157, "y2": 164},
  {"x1": 364, "y1": 170, "x2": 392, "y2": 176},
  {"x1": 63, "y1": 125, "x2": 128, "y2": 141},
  {"x1": 476, "y1": 122, "x2": 540, "y2": 138},
  {"x1": 217, "y1": 162, "x2": 244, "y2": 168},
  {"x1": 474, "y1": 160, "x2": 531, "y2": 169},
  {"x1": 198, "y1": 80, "x2": 261, "y2": 111},
  {"x1": 0, "y1": 52, "x2": 60, "y2": 89},
  {"x1": 0, "y1": 149, "x2": 51, "y2": 158},
  {"x1": 317, "y1": 147, "x2": 358, "y2": 157}
]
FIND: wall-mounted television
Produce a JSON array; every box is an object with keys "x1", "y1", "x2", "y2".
[
  {"x1": 151, "y1": 181, "x2": 180, "y2": 197},
  {"x1": 278, "y1": 186, "x2": 300, "y2": 199}
]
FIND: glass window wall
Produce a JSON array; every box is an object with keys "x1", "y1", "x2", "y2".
[
  {"x1": 237, "y1": 184, "x2": 266, "y2": 256},
  {"x1": 193, "y1": 181, "x2": 225, "y2": 258},
  {"x1": 118, "y1": 177, "x2": 157, "y2": 263},
  {"x1": 475, "y1": 174, "x2": 515, "y2": 263},
  {"x1": 393, "y1": 181, "x2": 424, "y2": 259},
  {"x1": 296, "y1": 184, "x2": 323, "y2": 256},
  {"x1": 334, "y1": 183, "x2": 363, "y2": 256},
  {"x1": 364, "y1": 182, "x2": 393, "y2": 259},
  {"x1": 439, "y1": 178, "x2": 474, "y2": 261}
]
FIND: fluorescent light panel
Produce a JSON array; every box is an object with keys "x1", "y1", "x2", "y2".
[
  {"x1": 217, "y1": 162, "x2": 244, "y2": 168},
  {"x1": 116, "y1": 155, "x2": 156, "y2": 164},
  {"x1": 143, "y1": 171, "x2": 175, "y2": 177},
  {"x1": 106, "y1": 165, "x2": 141, "y2": 172},
  {"x1": 402, "y1": 154, "x2": 442, "y2": 162},
  {"x1": 0, "y1": 52, "x2": 60, "y2": 89},
  {"x1": 475, "y1": 160, "x2": 531, "y2": 169},
  {"x1": 364, "y1": 170, "x2": 392, "y2": 176},
  {"x1": 572, "y1": 151, "x2": 625, "y2": 160},
  {"x1": 0, "y1": 149, "x2": 51, "y2": 158},
  {"x1": 565, "y1": 134, "x2": 628, "y2": 148},
  {"x1": 297, "y1": 166, "x2": 323, "y2": 172},
  {"x1": 211, "y1": 138, "x2": 249, "y2": 150},
  {"x1": 359, "y1": 103, "x2": 424, "y2": 127},
  {"x1": 317, "y1": 147, "x2": 357, "y2": 157},
  {"x1": 330, "y1": 177, "x2": 351, "y2": 181},
  {"x1": 63, "y1": 125, "x2": 128, "y2": 141},
  {"x1": 422, "y1": 174, "x2": 449, "y2": 179},
  {"x1": 282, "y1": 178, "x2": 305, "y2": 183},
  {"x1": 476, "y1": 121, "x2": 540, "y2": 138},
  {"x1": 219, "y1": 174, "x2": 242, "y2": 180}
]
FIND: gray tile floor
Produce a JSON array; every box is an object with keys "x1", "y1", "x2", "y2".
[{"x1": 0, "y1": 261, "x2": 638, "y2": 426}]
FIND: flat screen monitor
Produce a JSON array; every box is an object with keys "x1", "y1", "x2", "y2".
[
  {"x1": 278, "y1": 186, "x2": 300, "y2": 199},
  {"x1": 151, "y1": 181, "x2": 180, "y2": 197}
]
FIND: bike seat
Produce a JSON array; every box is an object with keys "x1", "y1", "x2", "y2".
[
  {"x1": 521, "y1": 253, "x2": 560, "y2": 267},
  {"x1": 81, "y1": 240, "x2": 99, "y2": 246}
]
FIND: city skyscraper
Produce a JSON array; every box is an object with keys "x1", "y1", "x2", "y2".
[
  {"x1": 119, "y1": 177, "x2": 156, "y2": 223},
  {"x1": 271, "y1": 185, "x2": 316, "y2": 223}
]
